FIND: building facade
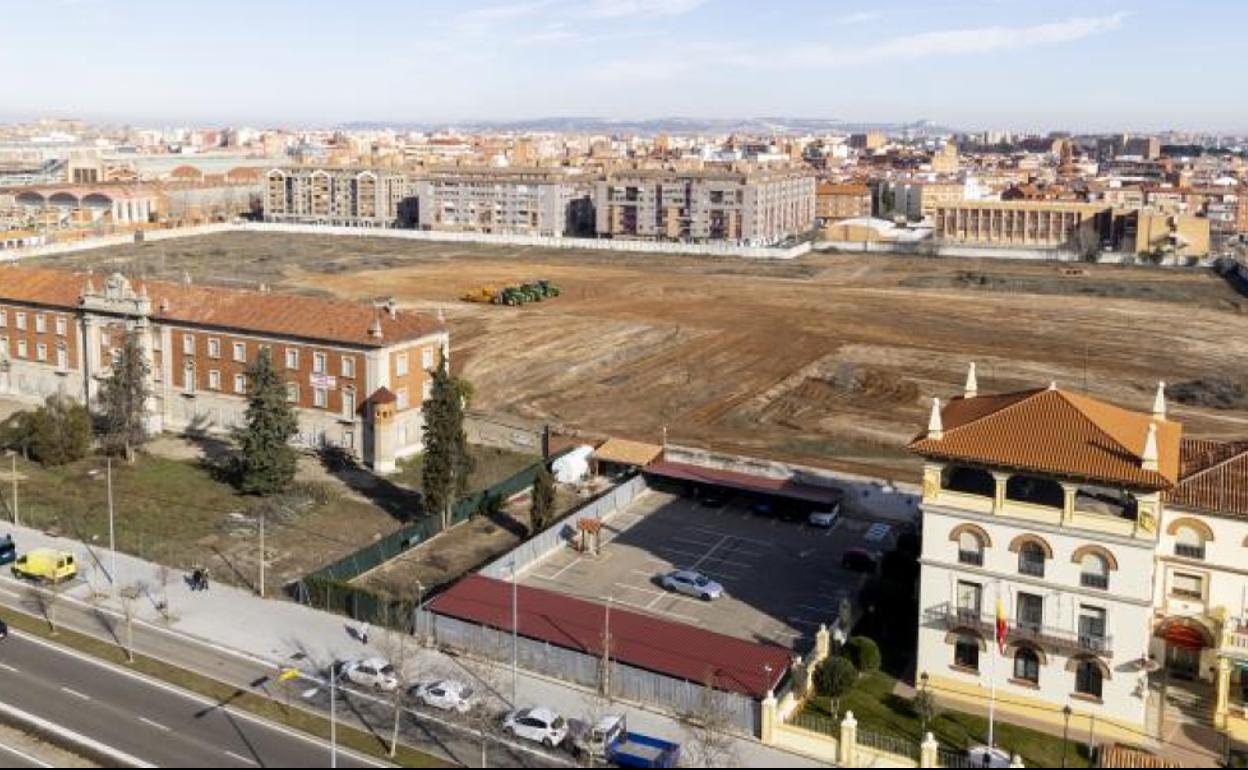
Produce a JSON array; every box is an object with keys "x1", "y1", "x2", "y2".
[
  {"x1": 891, "y1": 181, "x2": 965, "y2": 223},
  {"x1": 0, "y1": 266, "x2": 446, "y2": 473},
  {"x1": 815, "y1": 182, "x2": 872, "y2": 223},
  {"x1": 593, "y1": 169, "x2": 815, "y2": 245},
  {"x1": 912, "y1": 370, "x2": 1248, "y2": 745},
  {"x1": 932, "y1": 200, "x2": 1113, "y2": 251},
  {"x1": 264, "y1": 167, "x2": 409, "y2": 227},
  {"x1": 411, "y1": 168, "x2": 592, "y2": 237}
]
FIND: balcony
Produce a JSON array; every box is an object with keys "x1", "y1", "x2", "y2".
[{"x1": 925, "y1": 603, "x2": 1112, "y2": 656}]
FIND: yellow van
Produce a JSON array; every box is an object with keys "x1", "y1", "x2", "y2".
[{"x1": 12, "y1": 548, "x2": 78, "y2": 584}]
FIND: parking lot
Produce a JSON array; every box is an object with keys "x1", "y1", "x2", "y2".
[{"x1": 519, "y1": 489, "x2": 898, "y2": 652}]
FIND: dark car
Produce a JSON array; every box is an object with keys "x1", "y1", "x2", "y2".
[
  {"x1": 841, "y1": 548, "x2": 879, "y2": 573},
  {"x1": 0, "y1": 618, "x2": 8, "y2": 640},
  {"x1": 0, "y1": 534, "x2": 14, "y2": 566}
]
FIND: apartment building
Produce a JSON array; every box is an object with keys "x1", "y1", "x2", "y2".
[
  {"x1": 264, "y1": 167, "x2": 409, "y2": 227},
  {"x1": 912, "y1": 371, "x2": 1248, "y2": 744},
  {"x1": 815, "y1": 182, "x2": 872, "y2": 223},
  {"x1": 594, "y1": 168, "x2": 815, "y2": 245},
  {"x1": 0, "y1": 266, "x2": 447, "y2": 473},
  {"x1": 932, "y1": 200, "x2": 1113, "y2": 250},
  {"x1": 890, "y1": 181, "x2": 965, "y2": 222},
  {"x1": 410, "y1": 167, "x2": 593, "y2": 237}
]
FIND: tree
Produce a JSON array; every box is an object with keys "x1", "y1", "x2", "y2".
[
  {"x1": 843, "y1": 636, "x2": 881, "y2": 675},
  {"x1": 373, "y1": 606, "x2": 418, "y2": 758},
  {"x1": 234, "y1": 348, "x2": 299, "y2": 495},
  {"x1": 0, "y1": 410, "x2": 35, "y2": 457},
  {"x1": 529, "y1": 464, "x2": 556, "y2": 534},
  {"x1": 99, "y1": 329, "x2": 151, "y2": 462},
  {"x1": 814, "y1": 657, "x2": 858, "y2": 719},
  {"x1": 913, "y1": 688, "x2": 939, "y2": 735},
  {"x1": 420, "y1": 354, "x2": 474, "y2": 529},
  {"x1": 28, "y1": 393, "x2": 92, "y2": 466},
  {"x1": 678, "y1": 678, "x2": 739, "y2": 768},
  {"x1": 118, "y1": 582, "x2": 143, "y2": 663}
]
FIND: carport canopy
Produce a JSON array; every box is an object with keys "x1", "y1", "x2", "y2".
[
  {"x1": 644, "y1": 460, "x2": 842, "y2": 508},
  {"x1": 592, "y1": 437, "x2": 664, "y2": 468}
]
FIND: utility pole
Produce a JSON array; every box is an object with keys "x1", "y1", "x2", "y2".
[
  {"x1": 107, "y1": 457, "x2": 117, "y2": 589},
  {"x1": 9, "y1": 452, "x2": 17, "y2": 527},
  {"x1": 258, "y1": 510, "x2": 265, "y2": 598},
  {"x1": 511, "y1": 557, "x2": 519, "y2": 707},
  {"x1": 330, "y1": 667, "x2": 338, "y2": 769}
]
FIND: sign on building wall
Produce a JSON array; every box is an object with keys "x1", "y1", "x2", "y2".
[{"x1": 310, "y1": 374, "x2": 337, "y2": 389}]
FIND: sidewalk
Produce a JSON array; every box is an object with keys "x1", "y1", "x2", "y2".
[{"x1": 3, "y1": 520, "x2": 826, "y2": 768}]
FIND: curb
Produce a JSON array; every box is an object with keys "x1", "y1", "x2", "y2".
[{"x1": 0, "y1": 697, "x2": 155, "y2": 768}]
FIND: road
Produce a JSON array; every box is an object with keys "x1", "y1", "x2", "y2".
[
  {"x1": 0, "y1": 741, "x2": 54, "y2": 769},
  {"x1": 0, "y1": 577, "x2": 571, "y2": 768},
  {"x1": 0, "y1": 631, "x2": 385, "y2": 768}
]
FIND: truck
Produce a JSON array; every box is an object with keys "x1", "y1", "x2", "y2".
[
  {"x1": 567, "y1": 715, "x2": 680, "y2": 768},
  {"x1": 12, "y1": 548, "x2": 78, "y2": 584}
]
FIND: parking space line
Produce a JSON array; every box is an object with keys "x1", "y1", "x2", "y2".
[
  {"x1": 685, "y1": 525, "x2": 774, "y2": 548},
  {"x1": 610, "y1": 596, "x2": 701, "y2": 624},
  {"x1": 655, "y1": 545, "x2": 752, "y2": 570}
]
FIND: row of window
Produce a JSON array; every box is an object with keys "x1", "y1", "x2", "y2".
[
  {"x1": 0, "y1": 310, "x2": 68, "y2": 336},
  {"x1": 956, "y1": 531, "x2": 1112, "y2": 590},
  {"x1": 956, "y1": 580, "x2": 1109, "y2": 647},
  {"x1": 0, "y1": 336, "x2": 69, "y2": 368},
  {"x1": 952, "y1": 638, "x2": 1104, "y2": 699},
  {"x1": 183, "y1": 366, "x2": 359, "y2": 417},
  {"x1": 182, "y1": 334, "x2": 358, "y2": 379}
]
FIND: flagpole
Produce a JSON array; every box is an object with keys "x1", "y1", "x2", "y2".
[{"x1": 988, "y1": 579, "x2": 1000, "y2": 750}]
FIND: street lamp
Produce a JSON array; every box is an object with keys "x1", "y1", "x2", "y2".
[
  {"x1": 511, "y1": 557, "x2": 518, "y2": 707},
  {"x1": 920, "y1": 671, "x2": 931, "y2": 735},
  {"x1": 1061, "y1": 704, "x2": 1072, "y2": 769}
]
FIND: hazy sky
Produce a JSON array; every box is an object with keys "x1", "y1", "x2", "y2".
[{"x1": 3, "y1": 0, "x2": 1245, "y2": 132}]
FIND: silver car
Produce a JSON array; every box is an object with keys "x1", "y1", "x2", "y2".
[{"x1": 661, "y1": 570, "x2": 724, "y2": 601}]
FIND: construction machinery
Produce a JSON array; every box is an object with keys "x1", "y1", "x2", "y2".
[
  {"x1": 460, "y1": 286, "x2": 499, "y2": 303},
  {"x1": 459, "y1": 279, "x2": 560, "y2": 306}
]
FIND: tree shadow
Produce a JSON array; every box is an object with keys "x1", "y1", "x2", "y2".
[
  {"x1": 208, "y1": 544, "x2": 256, "y2": 592},
  {"x1": 316, "y1": 446, "x2": 423, "y2": 523},
  {"x1": 182, "y1": 424, "x2": 237, "y2": 484}
]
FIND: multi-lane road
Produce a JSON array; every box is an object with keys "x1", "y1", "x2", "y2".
[{"x1": 0, "y1": 631, "x2": 385, "y2": 768}]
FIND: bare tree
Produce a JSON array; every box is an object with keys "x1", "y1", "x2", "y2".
[
  {"x1": 26, "y1": 583, "x2": 62, "y2": 636},
  {"x1": 156, "y1": 564, "x2": 172, "y2": 622},
  {"x1": 678, "y1": 678, "x2": 740, "y2": 769},
  {"x1": 373, "y1": 606, "x2": 418, "y2": 759},
  {"x1": 117, "y1": 582, "x2": 143, "y2": 663},
  {"x1": 464, "y1": 634, "x2": 512, "y2": 768}
]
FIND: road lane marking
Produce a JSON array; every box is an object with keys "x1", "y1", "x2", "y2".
[
  {"x1": 225, "y1": 750, "x2": 259, "y2": 766},
  {"x1": 138, "y1": 716, "x2": 170, "y2": 731},
  {"x1": 0, "y1": 743, "x2": 53, "y2": 769},
  {"x1": 0, "y1": 662, "x2": 19, "y2": 673}
]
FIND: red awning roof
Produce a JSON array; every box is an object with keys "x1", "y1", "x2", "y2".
[
  {"x1": 643, "y1": 461, "x2": 842, "y2": 507},
  {"x1": 428, "y1": 574, "x2": 791, "y2": 699}
]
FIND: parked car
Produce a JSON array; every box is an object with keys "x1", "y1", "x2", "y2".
[
  {"x1": 12, "y1": 548, "x2": 77, "y2": 584},
  {"x1": 0, "y1": 534, "x2": 15, "y2": 566},
  {"x1": 841, "y1": 548, "x2": 879, "y2": 573},
  {"x1": 340, "y1": 658, "x2": 399, "y2": 692},
  {"x1": 0, "y1": 618, "x2": 7, "y2": 640},
  {"x1": 661, "y1": 570, "x2": 724, "y2": 601},
  {"x1": 502, "y1": 706, "x2": 569, "y2": 748},
  {"x1": 808, "y1": 503, "x2": 842, "y2": 528},
  {"x1": 412, "y1": 679, "x2": 474, "y2": 713},
  {"x1": 567, "y1": 714, "x2": 681, "y2": 768}
]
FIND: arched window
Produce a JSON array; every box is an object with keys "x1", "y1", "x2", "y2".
[
  {"x1": 1013, "y1": 647, "x2": 1040, "y2": 685},
  {"x1": 1080, "y1": 552, "x2": 1110, "y2": 589},
  {"x1": 1018, "y1": 542, "x2": 1047, "y2": 578},
  {"x1": 958, "y1": 530, "x2": 985, "y2": 566},
  {"x1": 1075, "y1": 658, "x2": 1104, "y2": 699},
  {"x1": 1174, "y1": 525, "x2": 1206, "y2": 560}
]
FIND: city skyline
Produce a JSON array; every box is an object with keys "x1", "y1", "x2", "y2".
[{"x1": 3, "y1": 0, "x2": 1246, "y2": 133}]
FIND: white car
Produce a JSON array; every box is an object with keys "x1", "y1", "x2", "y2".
[
  {"x1": 502, "y1": 706, "x2": 569, "y2": 748},
  {"x1": 809, "y1": 503, "x2": 842, "y2": 528},
  {"x1": 412, "y1": 679, "x2": 474, "y2": 713},
  {"x1": 340, "y1": 658, "x2": 399, "y2": 692},
  {"x1": 661, "y1": 569, "x2": 724, "y2": 601}
]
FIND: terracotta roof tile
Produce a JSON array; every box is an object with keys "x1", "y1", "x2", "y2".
[
  {"x1": 0, "y1": 265, "x2": 444, "y2": 348},
  {"x1": 1167, "y1": 438, "x2": 1248, "y2": 517},
  {"x1": 908, "y1": 387, "x2": 1181, "y2": 490}
]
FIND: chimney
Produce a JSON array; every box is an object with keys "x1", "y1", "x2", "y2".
[
  {"x1": 1152, "y1": 381, "x2": 1167, "y2": 421},
  {"x1": 927, "y1": 397, "x2": 944, "y2": 440},
  {"x1": 1141, "y1": 422, "x2": 1159, "y2": 471},
  {"x1": 964, "y1": 362, "x2": 978, "y2": 399},
  {"x1": 368, "y1": 317, "x2": 384, "y2": 340},
  {"x1": 1048, "y1": 380, "x2": 1058, "y2": 391},
  {"x1": 385, "y1": 298, "x2": 398, "y2": 319}
]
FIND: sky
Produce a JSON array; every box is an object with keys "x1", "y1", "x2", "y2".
[{"x1": 2, "y1": 0, "x2": 1246, "y2": 133}]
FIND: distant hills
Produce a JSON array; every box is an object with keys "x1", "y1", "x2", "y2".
[{"x1": 337, "y1": 117, "x2": 959, "y2": 136}]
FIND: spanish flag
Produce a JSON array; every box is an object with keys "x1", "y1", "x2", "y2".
[{"x1": 995, "y1": 597, "x2": 1008, "y2": 655}]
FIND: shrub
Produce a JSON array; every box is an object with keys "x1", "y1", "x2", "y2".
[
  {"x1": 29, "y1": 394, "x2": 92, "y2": 466},
  {"x1": 844, "y1": 636, "x2": 882, "y2": 674},
  {"x1": 814, "y1": 656, "x2": 858, "y2": 700}
]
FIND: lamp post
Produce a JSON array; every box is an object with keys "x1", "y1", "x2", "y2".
[
  {"x1": 7, "y1": 451, "x2": 17, "y2": 526},
  {"x1": 107, "y1": 457, "x2": 116, "y2": 590},
  {"x1": 1061, "y1": 704, "x2": 1072, "y2": 769},
  {"x1": 330, "y1": 665, "x2": 338, "y2": 769},
  {"x1": 511, "y1": 557, "x2": 518, "y2": 706},
  {"x1": 920, "y1": 671, "x2": 931, "y2": 735}
]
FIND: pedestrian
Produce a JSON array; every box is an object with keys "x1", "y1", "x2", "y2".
[
  {"x1": 358, "y1": 621, "x2": 370, "y2": 645},
  {"x1": 191, "y1": 568, "x2": 204, "y2": 591}
]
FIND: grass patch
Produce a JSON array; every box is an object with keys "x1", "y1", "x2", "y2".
[
  {"x1": 802, "y1": 671, "x2": 1091, "y2": 768},
  {"x1": 0, "y1": 603, "x2": 448, "y2": 767},
  {"x1": 393, "y1": 444, "x2": 538, "y2": 493}
]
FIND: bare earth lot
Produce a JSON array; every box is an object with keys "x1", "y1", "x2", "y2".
[{"x1": 42, "y1": 231, "x2": 1248, "y2": 480}]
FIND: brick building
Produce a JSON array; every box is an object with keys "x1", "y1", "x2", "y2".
[
  {"x1": 0, "y1": 267, "x2": 446, "y2": 473},
  {"x1": 815, "y1": 182, "x2": 872, "y2": 223}
]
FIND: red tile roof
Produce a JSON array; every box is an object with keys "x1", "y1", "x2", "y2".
[
  {"x1": 1168, "y1": 438, "x2": 1248, "y2": 517},
  {"x1": 0, "y1": 265, "x2": 444, "y2": 348},
  {"x1": 429, "y1": 574, "x2": 791, "y2": 699},
  {"x1": 643, "y1": 461, "x2": 843, "y2": 507},
  {"x1": 908, "y1": 387, "x2": 1181, "y2": 490}
]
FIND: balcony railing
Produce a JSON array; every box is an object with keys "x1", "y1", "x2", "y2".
[
  {"x1": 926, "y1": 603, "x2": 1113, "y2": 656},
  {"x1": 1080, "y1": 573, "x2": 1110, "y2": 590},
  {"x1": 958, "y1": 550, "x2": 984, "y2": 566},
  {"x1": 1175, "y1": 543, "x2": 1206, "y2": 560}
]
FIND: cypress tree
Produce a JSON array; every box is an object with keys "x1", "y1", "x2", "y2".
[
  {"x1": 529, "y1": 464, "x2": 556, "y2": 535},
  {"x1": 99, "y1": 329, "x2": 151, "y2": 463},
  {"x1": 421, "y1": 353, "x2": 474, "y2": 528},
  {"x1": 235, "y1": 347, "x2": 299, "y2": 495}
]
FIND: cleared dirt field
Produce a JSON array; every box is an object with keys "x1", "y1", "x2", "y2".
[{"x1": 42, "y1": 232, "x2": 1248, "y2": 480}]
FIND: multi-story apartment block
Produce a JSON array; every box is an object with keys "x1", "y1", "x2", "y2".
[
  {"x1": 891, "y1": 181, "x2": 965, "y2": 223},
  {"x1": 0, "y1": 266, "x2": 446, "y2": 473},
  {"x1": 411, "y1": 168, "x2": 593, "y2": 237},
  {"x1": 912, "y1": 369, "x2": 1248, "y2": 744},
  {"x1": 815, "y1": 182, "x2": 872, "y2": 223},
  {"x1": 594, "y1": 168, "x2": 815, "y2": 245},
  {"x1": 264, "y1": 167, "x2": 409, "y2": 227}
]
